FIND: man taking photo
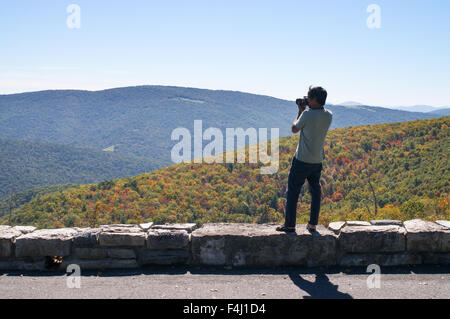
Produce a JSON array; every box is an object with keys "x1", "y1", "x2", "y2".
[{"x1": 276, "y1": 86, "x2": 333, "y2": 233}]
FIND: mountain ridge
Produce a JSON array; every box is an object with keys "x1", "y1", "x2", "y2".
[
  {"x1": 0, "y1": 85, "x2": 442, "y2": 161},
  {"x1": 0, "y1": 85, "x2": 445, "y2": 202}
]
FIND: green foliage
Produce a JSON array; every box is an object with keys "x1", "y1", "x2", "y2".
[
  {"x1": 0, "y1": 139, "x2": 160, "y2": 201},
  {"x1": 2, "y1": 117, "x2": 449, "y2": 228},
  {"x1": 0, "y1": 184, "x2": 77, "y2": 216},
  {"x1": 97, "y1": 180, "x2": 116, "y2": 191},
  {"x1": 401, "y1": 200, "x2": 425, "y2": 219}
]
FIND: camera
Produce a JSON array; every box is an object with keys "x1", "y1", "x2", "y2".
[{"x1": 296, "y1": 96, "x2": 309, "y2": 108}]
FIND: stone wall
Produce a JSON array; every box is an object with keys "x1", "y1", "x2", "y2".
[{"x1": 0, "y1": 219, "x2": 449, "y2": 271}]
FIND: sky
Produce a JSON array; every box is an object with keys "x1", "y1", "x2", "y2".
[{"x1": 1, "y1": 0, "x2": 449, "y2": 107}]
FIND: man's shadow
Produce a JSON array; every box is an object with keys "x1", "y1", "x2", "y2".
[{"x1": 289, "y1": 273, "x2": 353, "y2": 299}]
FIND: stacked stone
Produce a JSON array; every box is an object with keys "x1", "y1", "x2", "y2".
[
  {"x1": 140, "y1": 223, "x2": 196, "y2": 266},
  {"x1": 0, "y1": 223, "x2": 197, "y2": 271},
  {"x1": 330, "y1": 219, "x2": 450, "y2": 266},
  {"x1": 404, "y1": 219, "x2": 450, "y2": 265},
  {"x1": 0, "y1": 219, "x2": 448, "y2": 270},
  {"x1": 190, "y1": 220, "x2": 449, "y2": 267},
  {"x1": 190, "y1": 223, "x2": 337, "y2": 267},
  {"x1": 61, "y1": 225, "x2": 143, "y2": 270},
  {"x1": 62, "y1": 223, "x2": 197, "y2": 269},
  {"x1": 0, "y1": 226, "x2": 67, "y2": 270}
]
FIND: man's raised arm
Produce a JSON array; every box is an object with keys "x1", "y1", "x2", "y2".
[{"x1": 292, "y1": 106, "x2": 307, "y2": 134}]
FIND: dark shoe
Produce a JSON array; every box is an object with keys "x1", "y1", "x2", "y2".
[
  {"x1": 306, "y1": 224, "x2": 321, "y2": 237},
  {"x1": 276, "y1": 225, "x2": 296, "y2": 233}
]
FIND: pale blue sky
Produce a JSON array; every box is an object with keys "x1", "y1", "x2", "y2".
[{"x1": 1, "y1": 0, "x2": 449, "y2": 107}]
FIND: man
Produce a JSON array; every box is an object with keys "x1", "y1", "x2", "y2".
[{"x1": 276, "y1": 86, "x2": 333, "y2": 233}]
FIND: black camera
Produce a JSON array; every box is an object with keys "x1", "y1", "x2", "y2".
[{"x1": 296, "y1": 96, "x2": 309, "y2": 108}]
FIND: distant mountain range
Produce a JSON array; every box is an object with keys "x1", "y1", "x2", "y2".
[
  {"x1": 1, "y1": 86, "x2": 444, "y2": 161},
  {"x1": 337, "y1": 101, "x2": 449, "y2": 114},
  {"x1": 391, "y1": 105, "x2": 450, "y2": 113},
  {"x1": 0, "y1": 85, "x2": 446, "y2": 200},
  {"x1": 337, "y1": 101, "x2": 366, "y2": 106},
  {"x1": 427, "y1": 108, "x2": 450, "y2": 116}
]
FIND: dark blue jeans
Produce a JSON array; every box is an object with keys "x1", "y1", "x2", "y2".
[{"x1": 284, "y1": 157, "x2": 323, "y2": 227}]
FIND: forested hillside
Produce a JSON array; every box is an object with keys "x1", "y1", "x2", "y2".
[
  {"x1": 0, "y1": 139, "x2": 160, "y2": 201},
  {"x1": 0, "y1": 184, "x2": 76, "y2": 221},
  {"x1": 3, "y1": 117, "x2": 448, "y2": 229},
  {"x1": 0, "y1": 86, "x2": 441, "y2": 165},
  {"x1": 1, "y1": 86, "x2": 445, "y2": 201}
]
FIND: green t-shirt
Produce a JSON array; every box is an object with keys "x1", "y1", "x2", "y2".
[{"x1": 293, "y1": 107, "x2": 333, "y2": 164}]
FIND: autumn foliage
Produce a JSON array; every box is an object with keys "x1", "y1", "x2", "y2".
[{"x1": 3, "y1": 117, "x2": 449, "y2": 229}]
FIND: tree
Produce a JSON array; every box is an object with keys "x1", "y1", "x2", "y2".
[
  {"x1": 8, "y1": 188, "x2": 16, "y2": 225},
  {"x1": 401, "y1": 200, "x2": 425, "y2": 219}
]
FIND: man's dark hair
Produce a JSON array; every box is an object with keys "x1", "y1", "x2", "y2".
[{"x1": 308, "y1": 86, "x2": 327, "y2": 106}]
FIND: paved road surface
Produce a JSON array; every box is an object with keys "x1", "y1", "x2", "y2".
[{"x1": 0, "y1": 265, "x2": 449, "y2": 299}]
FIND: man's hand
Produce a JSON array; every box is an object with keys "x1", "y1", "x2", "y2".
[
  {"x1": 292, "y1": 124, "x2": 300, "y2": 134},
  {"x1": 298, "y1": 104, "x2": 307, "y2": 112}
]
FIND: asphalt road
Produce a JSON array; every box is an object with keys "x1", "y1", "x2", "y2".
[{"x1": 0, "y1": 265, "x2": 449, "y2": 299}]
